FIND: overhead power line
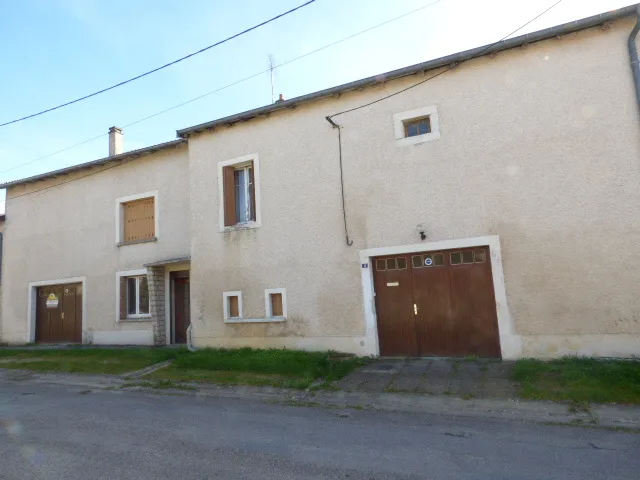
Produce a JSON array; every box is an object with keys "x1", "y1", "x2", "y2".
[
  {"x1": 0, "y1": 134, "x2": 107, "y2": 176},
  {"x1": 325, "y1": 0, "x2": 563, "y2": 246},
  {"x1": 327, "y1": 0, "x2": 563, "y2": 120},
  {"x1": 0, "y1": 0, "x2": 317, "y2": 128},
  {"x1": 3, "y1": 0, "x2": 559, "y2": 208},
  {"x1": 5, "y1": 152, "x2": 157, "y2": 204},
  {"x1": 0, "y1": 0, "x2": 447, "y2": 177}
]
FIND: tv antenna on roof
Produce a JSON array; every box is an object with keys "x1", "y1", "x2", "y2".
[{"x1": 269, "y1": 54, "x2": 276, "y2": 104}]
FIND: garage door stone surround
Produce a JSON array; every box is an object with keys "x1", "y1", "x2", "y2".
[{"x1": 359, "y1": 236, "x2": 522, "y2": 360}]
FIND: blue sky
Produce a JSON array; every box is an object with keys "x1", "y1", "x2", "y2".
[{"x1": 0, "y1": 0, "x2": 635, "y2": 213}]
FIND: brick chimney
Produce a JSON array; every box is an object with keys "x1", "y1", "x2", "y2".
[{"x1": 108, "y1": 126, "x2": 124, "y2": 156}]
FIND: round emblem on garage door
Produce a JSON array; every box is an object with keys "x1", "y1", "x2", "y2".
[{"x1": 424, "y1": 258, "x2": 433, "y2": 266}]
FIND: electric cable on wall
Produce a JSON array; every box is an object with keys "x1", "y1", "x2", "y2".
[{"x1": 324, "y1": 0, "x2": 563, "y2": 247}]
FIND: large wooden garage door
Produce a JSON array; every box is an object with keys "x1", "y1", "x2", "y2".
[
  {"x1": 373, "y1": 247, "x2": 500, "y2": 358},
  {"x1": 36, "y1": 284, "x2": 82, "y2": 343}
]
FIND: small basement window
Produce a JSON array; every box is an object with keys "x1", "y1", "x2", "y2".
[
  {"x1": 223, "y1": 291, "x2": 243, "y2": 319},
  {"x1": 265, "y1": 288, "x2": 287, "y2": 319},
  {"x1": 270, "y1": 293, "x2": 283, "y2": 316}
]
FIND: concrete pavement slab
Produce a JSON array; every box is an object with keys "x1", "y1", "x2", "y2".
[
  {"x1": 420, "y1": 359, "x2": 454, "y2": 394},
  {"x1": 449, "y1": 361, "x2": 485, "y2": 397}
]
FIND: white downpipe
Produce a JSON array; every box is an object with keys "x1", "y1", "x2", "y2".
[{"x1": 186, "y1": 324, "x2": 197, "y2": 352}]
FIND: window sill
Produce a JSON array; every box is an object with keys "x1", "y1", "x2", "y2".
[
  {"x1": 395, "y1": 131, "x2": 441, "y2": 147},
  {"x1": 117, "y1": 237, "x2": 158, "y2": 247},
  {"x1": 221, "y1": 222, "x2": 261, "y2": 233},
  {"x1": 224, "y1": 317, "x2": 286, "y2": 324},
  {"x1": 120, "y1": 315, "x2": 152, "y2": 322}
]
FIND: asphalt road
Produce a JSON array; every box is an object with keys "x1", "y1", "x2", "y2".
[{"x1": 0, "y1": 382, "x2": 638, "y2": 480}]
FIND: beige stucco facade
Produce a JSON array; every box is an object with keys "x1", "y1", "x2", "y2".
[
  {"x1": 1, "y1": 15, "x2": 639, "y2": 358},
  {"x1": 0, "y1": 145, "x2": 190, "y2": 344},
  {"x1": 187, "y1": 18, "x2": 640, "y2": 358}
]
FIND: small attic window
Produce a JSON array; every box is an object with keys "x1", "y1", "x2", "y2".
[
  {"x1": 404, "y1": 116, "x2": 431, "y2": 137},
  {"x1": 393, "y1": 105, "x2": 441, "y2": 146}
]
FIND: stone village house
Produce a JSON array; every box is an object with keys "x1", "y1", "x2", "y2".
[{"x1": 1, "y1": 6, "x2": 640, "y2": 359}]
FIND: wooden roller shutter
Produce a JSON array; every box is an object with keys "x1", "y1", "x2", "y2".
[
  {"x1": 223, "y1": 166, "x2": 236, "y2": 226},
  {"x1": 228, "y1": 295, "x2": 239, "y2": 318},
  {"x1": 270, "y1": 293, "x2": 283, "y2": 317},
  {"x1": 123, "y1": 197, "x2": 155, "y2": 242}
]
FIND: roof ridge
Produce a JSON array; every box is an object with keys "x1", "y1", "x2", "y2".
[{"x1": 177, "y1": 4, "x2": 638, "y2": 137}]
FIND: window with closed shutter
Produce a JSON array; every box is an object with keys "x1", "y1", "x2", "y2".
[
  {"x1": 228, "y1": 295, "x2": 240, "y2": 318},
  {"x1": 123, "y1": 197, "x2": 155, "y2": 242},
  {"x1": 270, "y1": 293, "x2": 283, "y2": 317},
  {"x1": 265, "y1": 288, "x2": 287, "y2": 319}
]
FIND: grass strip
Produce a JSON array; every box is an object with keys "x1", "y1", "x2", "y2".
[{"x1": 514, "y1": 357, "x2": 640, "y2": 405}]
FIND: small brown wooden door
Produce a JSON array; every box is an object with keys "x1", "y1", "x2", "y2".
[
  {"x1": 373, "y1": 256, "x2": 418, "y2": 356},
  {"x1": 172, "y1": 273, "x2": 190, "y2": 344},
  {"x1": 373, "y1": 247, "x2": 500, "y2": 358},
  {"x1": 36, "y1": 284, "x2": 82, "y2": 343}
]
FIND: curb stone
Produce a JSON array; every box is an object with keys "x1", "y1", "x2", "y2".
[{"x1": 123, "y1": 360, "x2": 173, "y2": 379}]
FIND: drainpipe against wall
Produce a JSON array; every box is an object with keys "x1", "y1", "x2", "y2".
[
  {"x1": 186, "y1": 324, "x2": 197, "y2": 352},
  {"x1": 628, "y1": 4, "x2": 640, "y2": 117}
]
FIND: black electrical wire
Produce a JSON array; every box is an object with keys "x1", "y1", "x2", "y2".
[
  {"x1": 324, "y1": 0, "x2": 563, "y2": 247},
  {"x1": 0, "y1": 0, "x2": 316, "y2": 128},
  {"x1": 326, "y1": 117, "x2": 353, "y2": 246},
  {"x1": 5, "y1": 150, "x2": 168, "y2": 203},
  {"x1": 0, "y1": 0, "x2": 446, "y2": 176},
  {"x1": 4, "y1": 0, "x2": 563, "y2": 212},
  {"x1": 327, "y1": 0, "x2": 562, "y2": 120}
]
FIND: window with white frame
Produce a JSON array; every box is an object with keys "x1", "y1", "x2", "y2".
[
  {"x1": 233, "y1": 163, "x2": 254, "y2": 224},
  {"x1": 223, "y1": 291, "x2": 243, "y2": 320},
  {"x1": 218, "y1": 154, "x2": 261, "y2": 230},
  {"x1": 265, "y1": 288, "x2": 287, "y2": 319},
  {"x1": 126, "y1": 275, "x2": 149, "y2": 317},
  {"x1": 392, "y1": 105, "x2": 440, "y2": 146},
  {"x1": 117, "y1": 271, "x2": 151, "y2": 321}
]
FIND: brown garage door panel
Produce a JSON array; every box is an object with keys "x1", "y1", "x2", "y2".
[
  {"x1": 412, "y1": 255, "x2": 454, "y2": 357},
  {"x1": 36, "y1": 284, "x2": 82, "y2": 344},
  {"x1": 373, "y1": 246, "x2": 501, "y2": 358},
  {"x1": 448, "y1": 249, "x2": 501, "y2": 357},
  {"x1": 373, "y1": 256, "x2": 418, "y2": 357}
]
